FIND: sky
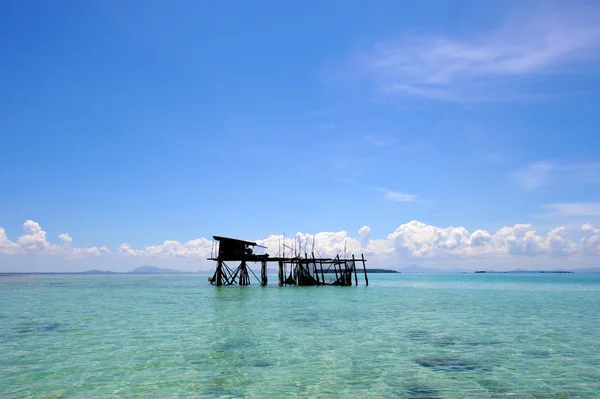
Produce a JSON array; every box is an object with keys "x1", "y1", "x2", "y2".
[{"x1": 2, "y1": 0, "x2": 600, "y2": 272}]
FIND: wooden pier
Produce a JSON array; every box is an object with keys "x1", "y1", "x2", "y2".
[{"x1": 208, "y1": 236, "x2": 368, "y2": 286}]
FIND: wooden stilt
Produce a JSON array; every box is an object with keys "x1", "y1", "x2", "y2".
[
  {"x1": 239, "y1": 261, "x2": 250, "y2": 286},
  {"x1": 261, "y1": 260, "x2": 267, "y2": 286},
  {"x1": 278, "y1": 260, "x2": 283, "y2": 286},
  {"x1": 352, "y1": 254, "x2": 358, "y2": 286},
  {"x1": 361, "y1": 254, "x2": 368, "y2": 286},
  {"x1": 320, "y1": 260, "x2": 325, "y2": 285},
  {"x1": 311, "y1": 253, "x2": 320, "y2": 284},
  {"x1": 292, "y1": 261, "x2": 297, "y2": 284},
  {"x1": 216, "y1": 260, "x2": 223, "y2": 286},
  {"x1": 344, "y1": 260, "x2": 350, "y2": 285}
]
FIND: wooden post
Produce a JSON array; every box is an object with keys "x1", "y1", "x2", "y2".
[
  {"x1": 361, "y1": 254, "x2": 368, "y2": 286},
  {"x1": 293, "y1": 260, "x2": 297, "y2": 284},
  {"x1": 278, "y1": 260, "x2": 283, "y2": 286},
  {"x1": 333, "y1": 256, "x2": 339, "y2": 282},
  {"x1": 298, "y1": 260, "x2": 304, "y2": 286},
  {"x1": 216, "y1": 260, "x2": 223, "y2": 286},
  {"x1": 239, "y1": 261, "x2": 249, "y2": 286},
  {"x1": 344, "y1": 260, "x2": 350, "y2": 286},
  {"x1": 352, "y1": 254, "x2": 358, "y2": 286},
  {"x1": 320, "y1": 260, "x2": 325, "y2": 285},
  {"x1": 314, "y1": 262, "x2": 319, "y2": 284},
  {"x1": 261, "y1": 260, "x2": 267, "y2": 286},
  {"x1": 304, "y1": 253, "x2": 314, "y2": 284},
  {"x1": 287, "y1": 261, "x2": 293, "y2": 285},
  {"x1": 304, "y1": 253, "x2": 309, "y2": 281}
]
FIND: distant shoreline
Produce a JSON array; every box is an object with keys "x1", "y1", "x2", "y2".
[
  {"x1": 2, "y1": 266, "x2": 599, "y2": 276},
  {"x1": 322, "y1": 268, "x2": 399, "y2": 274},
  {"x1": 474, "y1": 270, "x2": 573, "y2": 274},
  {"x1": 0, "y1": 268, "x2": 401, "y2": 276}
]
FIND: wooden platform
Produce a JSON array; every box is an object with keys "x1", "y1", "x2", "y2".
[{"x1": 207, "y1": 236, "x2": 368, "y2": 286}]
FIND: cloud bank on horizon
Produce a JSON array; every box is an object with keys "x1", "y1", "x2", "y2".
[{"x1": 1, "y1": 220, "x2": 599, "y2": 272}]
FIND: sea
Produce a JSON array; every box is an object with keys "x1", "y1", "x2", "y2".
[{"x1": 1, "y1": 272, "x2": 599, "y2": 398}]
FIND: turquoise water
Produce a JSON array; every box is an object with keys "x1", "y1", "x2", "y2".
[{"x1": 1, "y1": 273, "x2": 600, "y2": 398}]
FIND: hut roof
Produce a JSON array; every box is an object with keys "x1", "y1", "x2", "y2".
[{"x1": 213, "y1": 236, "x2": 259, "y2": 247}]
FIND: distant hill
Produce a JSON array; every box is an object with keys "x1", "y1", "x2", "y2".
[
  {"x1": 82, "y1": 269, "x2": 117, "y2": 274},
  {"x1": 130, "y1": 266, "x2": 186, "y2": 274},
  {"x1": 367, "y1": 268, "x2": 399, "y2": 273}
]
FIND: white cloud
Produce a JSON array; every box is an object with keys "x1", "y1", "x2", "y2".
[
  {"x1": 117, "y1": 238, "x2": 213, "y2": 259},
  {"x1": 256, "y1": 230, "x2": 393, "y2": 260},
  {"x1": 17, "y1": 220, "x2": 56, "y2": 254},
  {"x1": 514, "y1": 161, "x2": 600, "y2": 190},
  {"x1": 359, "y1": 225, "x2": 371, "y2": 248},
  {"x1": 513, "y1": 161, "x2": 556, "y2": 190},
  {"x1": 0, "y1": 227, "x2": 20, "y2": 255},
  {"x1": 2, "y1": 220, "x2": 600, "y2": 270},
  {"x1": 546, "y1": 227, "x2": 579, "y2": 256},
  {"x1": 357, "y1": 4, "x2": 600, "y2": 101},
  {"x1": 386, "y1": 220, "x2": 579, "y2": 258},
  {"x1": 58, "y1": 233, "x2": 72, "y2": 245},
  {"x1": 581, "y1": 223, "x2": 600, "y2": 256},
  {"x1": 545, "y1": 202, "x2": 600, "y2": 216},
  {"x1": 295, "y1": 231, "x2": 360, "y2": 257},
  {"x1": 0, "y1": 220, "x2": 107, "y2": 258},
  {"x1": 380, "y1": 189, "x2": 416, "y2": 202}
]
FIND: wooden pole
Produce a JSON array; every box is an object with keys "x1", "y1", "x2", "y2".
[
  {"x1": 344, "y1": 260, "x2": 350, "y2": 286},
  {"x1": 216, "y1": 260, "x2": 223, "y2": 286},
  {"x1": 278, "y1": 260, "x2": 283, "y2": 286},
  {"x1": 239, "y1": 261, "x2": 249, "y2": 286},
  {"x1": 361, "y1": 254, "x2": 368, "y2": 286},
  {"x1": 333, "y1": 255, "x2": 339, "y2": 282},
  {"x1": 314, "y1": 262, "x2": 319, "y2": 284},
  {"x1": 222, "y1": 262, "x2": 236, "y2": 285},
  {"x1": 293, "y1": 260, "x2": 297, "y2": 284},
  {"x1": 304, "y1": 253, "x2": 312, "y2": 284},
  {"x1": 261, "y1": 260, "x2": 267, "y2": 286},
  {"x1": 352, "y1": 254, "x2": 358, "y2": 286}
]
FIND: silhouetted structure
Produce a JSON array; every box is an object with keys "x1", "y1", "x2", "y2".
[{"x1": 208, "y1": 236, "x2": 368, "y2": 286}]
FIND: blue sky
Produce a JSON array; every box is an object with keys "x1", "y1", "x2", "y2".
[{"x1": 2, "y1": 0, "x2": 600, "y2": 271}]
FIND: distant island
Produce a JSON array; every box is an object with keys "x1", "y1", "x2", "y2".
[
  {"x1": 322, "y1": 268, "x2": 398, "y2": 274},
  {"x1": 0, "y1": 266, "x2": 199, "y2": 275},
  {"x1": 366, "y1": 268, "x2": 399, "y2": 273},
  {"x1": 81, "y1": 269, "x2": 117, "y2": 274},
  {"x1": 3, "y1": 265, "x2": 599, "y2": 275},
  {"x1": 475, "y1": 270, "x2": 574, "y2": 274},
  {"x1": 129, "y1": 266, "x2": 188, "y2": 274}
]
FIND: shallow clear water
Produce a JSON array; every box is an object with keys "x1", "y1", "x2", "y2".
[{"x1": 1, "y1": 273, "x2": 600, "y2": 398}]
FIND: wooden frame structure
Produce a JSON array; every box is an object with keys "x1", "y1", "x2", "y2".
[{"x1": 208, "y1": 236, "x2": 368, "y2": 287}]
